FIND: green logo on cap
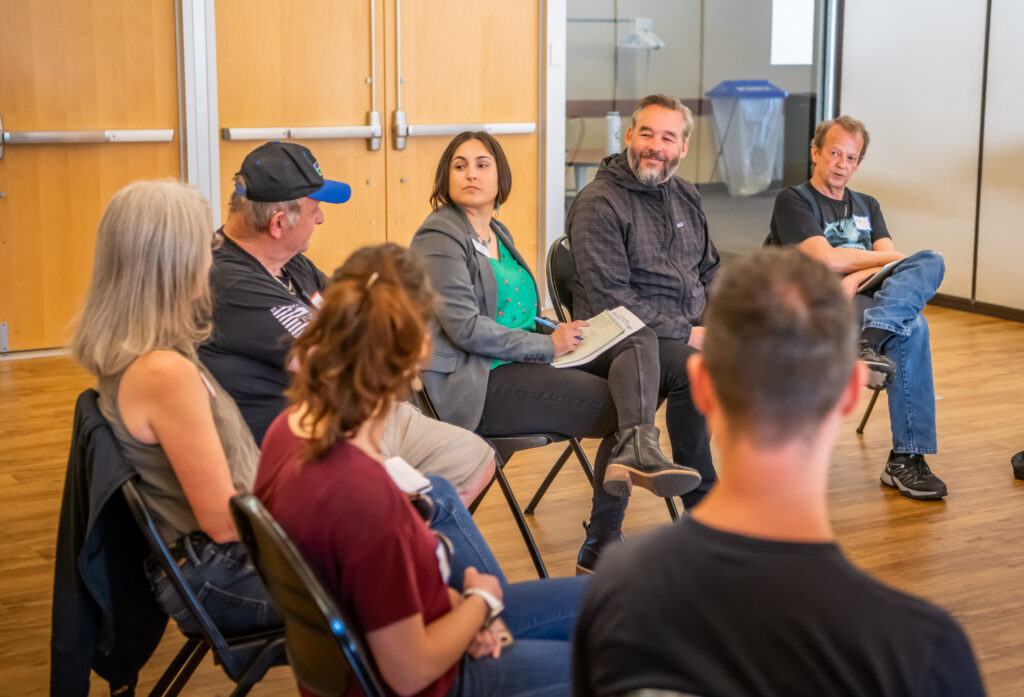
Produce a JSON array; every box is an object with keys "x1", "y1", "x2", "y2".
[{"x1": 313, "y1": 160, "x2": 323, "y2": 176}]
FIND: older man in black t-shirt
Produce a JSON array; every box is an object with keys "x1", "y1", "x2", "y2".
[
  {"x1": 199, "y1": 142, "x2": 495, "y2": 504},
  {"x1": 768, "y1": 116, "x2": 947, "y2": 501},
  {"x1": 572, "y1": 249, "x2": 984, "y2": 697}
]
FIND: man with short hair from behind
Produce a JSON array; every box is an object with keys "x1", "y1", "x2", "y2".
[
  {"x1": 768, "y1": 115, "x2": 947, "y2": 500},
  {"x1": 199, "y1": 141, "x2": 495, "y2": 505},
  {"x1": 572, "y1": 248, "x2": 985, "y2": 697},
  {"x1": 567, "y1": 94, "x2": 719, "y2": 572}
]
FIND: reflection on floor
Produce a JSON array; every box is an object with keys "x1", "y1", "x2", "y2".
[{"x1": 699, "y1": 181, "x2": 783, "y2": 258}]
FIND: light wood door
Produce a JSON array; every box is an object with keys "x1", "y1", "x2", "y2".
[
  {"x1": 382, "y1": 2, "x2": 540, "y2": 269},
  {"x1": 215, "y1": 0, "x2": 387, "y2": 276},
  {"x1": 0, "y1": 0, "x2": 181, "y2": 351}
]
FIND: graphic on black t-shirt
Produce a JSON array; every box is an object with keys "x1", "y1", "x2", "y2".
[
  {"x1": 270, "y1": 303, "x2": 314, "y2": 338},
  {"x1": 824, "y1": 214, "x2": 872, "y2": 251}
]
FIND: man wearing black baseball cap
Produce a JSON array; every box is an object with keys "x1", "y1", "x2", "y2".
[{"x1": 199, "y1": 142, "x2": 496, "y2": 504}]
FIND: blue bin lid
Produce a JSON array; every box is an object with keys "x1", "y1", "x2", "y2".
[{"x1": 705, "y1": 80, "x2": 788, "y2": 99}]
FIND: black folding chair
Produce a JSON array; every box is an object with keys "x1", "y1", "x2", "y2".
[
  {"x1": 853, "y1": 293, "x2": 885, "y2": 435},
  {"x1": 409, "y1": 388, "x2": 575, "y2": 579},
  {"x1": 546, "y1": 235, "x2": 680, "y2": 521},
  {"x1": 230, "y1": 494, "x2": 386, "y2": 697},
  {"x1": 121, "y1": 480, "x2": 286, "y2": 697}
]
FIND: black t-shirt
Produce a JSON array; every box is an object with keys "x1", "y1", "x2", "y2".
[
  {"x1": 198, "y1": 233, "x2": 327, "y2": 445},
  {"x1": 573, "y1": 517, "x2": 984, "y2": 697},
  {"x1": 768, "y1": 184, "x2": 891, "y2": 249}
]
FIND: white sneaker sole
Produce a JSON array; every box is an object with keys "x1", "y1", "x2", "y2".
[{"x1": 879, "y1": 470, "x2": 947, "y2": 500}]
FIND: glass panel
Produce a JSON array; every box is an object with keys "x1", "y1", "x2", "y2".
[{"x1": 566, "y1": 0, "x2": 830, "y2": 258}]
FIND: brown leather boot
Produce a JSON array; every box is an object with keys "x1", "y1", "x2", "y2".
[{"x1": 603, "y1": 424, "x2": 701, "y2": 498}]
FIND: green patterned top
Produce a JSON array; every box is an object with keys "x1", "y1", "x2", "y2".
[{"x1": 489, "y1": 236, "x2": 539, "y2": 369}]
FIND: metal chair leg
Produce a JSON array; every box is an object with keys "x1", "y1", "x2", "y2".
[
  {"x1": 228, "y1": 637, "x2": 287, "y2": 697},
  {"x1": 665, "y1": 497, "x2": 679, "y2": 521},
  {"x1": 154, "y1": 640, "x2": 210, "y2": 697},
  {"x1": 856, "y1": 389, "x2": 882, "y2": 434},
  {"x1": 525, "y1": 445, "x2": 574, "y2": 514},
  {"x1": 568, "y1": 438, "x2": 595, "y2": 485},
  {"x1": 148, "y1": 639, "x2": 206, "y2": 697},
  {"x1": 494, "y1": 461, "x2": 549, "y2": 578}
]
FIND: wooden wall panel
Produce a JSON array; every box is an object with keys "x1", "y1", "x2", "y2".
[
  {"x1": 215, "y1": 0, "x2": 387, "y2": 276},
  {"x1": 382, "y1": 2, "x2": 540, "y2": 271},
  {"x1": 0, "y1": 0, "x2": 180, "y2": 350}
]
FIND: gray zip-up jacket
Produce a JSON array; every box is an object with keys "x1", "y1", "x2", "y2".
[
  {"x1": 567, "y1": 152, "x2": 720, "y2": 342},
  {"x1": 410, "y1": 205, "x2": 554, "y2": 430}
]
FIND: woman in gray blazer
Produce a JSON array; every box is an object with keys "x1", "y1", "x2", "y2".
[{"x1": 410, "y1": 132, "x2": 701, "y2": 573}]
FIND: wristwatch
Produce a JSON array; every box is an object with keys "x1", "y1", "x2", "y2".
[{"x1": 462, "y1": 587, "x2": 504, "y2": 626}]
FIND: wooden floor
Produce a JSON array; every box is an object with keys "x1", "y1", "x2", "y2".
[{"x1": 2, "y1": 305, "x2": 1023, "y2": 696}]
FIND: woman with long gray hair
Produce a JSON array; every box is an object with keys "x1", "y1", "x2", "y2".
[{"x1": 73, "y1": 179, "x2": 278, "y2": 635}]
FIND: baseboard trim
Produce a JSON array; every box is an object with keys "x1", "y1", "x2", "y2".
[{"x1": 930, "y1": 294, "x2": 1024, "y2": 324}]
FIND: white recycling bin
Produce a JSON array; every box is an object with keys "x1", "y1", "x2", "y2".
[{"x1": 705, "y1": 80, "x2": 787, "y2": 197}]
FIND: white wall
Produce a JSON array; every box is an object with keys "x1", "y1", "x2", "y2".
[
  {"x1": 974, "y1": 0, "x2": 1024, "y2": 309},
  {"x1": 840, "y1": 1, "x2": 988, "y2": 299}
]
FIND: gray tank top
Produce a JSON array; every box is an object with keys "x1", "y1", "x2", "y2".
[{"x1": 98, "y1": 354, "x2": 260, "y2": 543}]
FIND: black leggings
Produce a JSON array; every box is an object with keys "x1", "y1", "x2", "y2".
[{"x1": 475, "y1": 329, "x2": 714, "y2": 534}]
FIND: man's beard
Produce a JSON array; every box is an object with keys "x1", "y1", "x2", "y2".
[{"x1": 627, "y1": 147, "x2": 681, "y2": 185}]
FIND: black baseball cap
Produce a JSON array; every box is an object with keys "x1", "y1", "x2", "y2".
[{"x1": 234, "y1": 141, "x2": 352, "y2": 204}]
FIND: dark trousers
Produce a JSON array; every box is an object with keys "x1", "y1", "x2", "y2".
[
  {"x1": 582, "y1": 337, "x2": 716, "y2": 534},
  {"x1": 476, "y1": 329, "x2": 715, "y2": 536}
]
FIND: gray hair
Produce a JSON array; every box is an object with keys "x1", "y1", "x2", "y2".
[
  {"x1": 228, "y1": 174, "x2": 302, "y2": 232},
  {"x1": 631, "y1": 94, "x2": 694, "y2": 141},
  {"x1": 73, "y1": 180, "x2": 214, "y2": 377}
]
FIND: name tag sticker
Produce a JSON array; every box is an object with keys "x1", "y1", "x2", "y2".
[
  {"x1": 310, "y1": 292, "x2": 323, "y2": 309},
  {"x1": 853, "y1": 215, "x2": 872, "y2": 231},
  {"x1": 472, "y1": 239, "x2": 490, "y2": 257}
]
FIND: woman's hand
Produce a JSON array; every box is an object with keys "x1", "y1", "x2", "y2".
[
  {"x1": 551, "y1": 320, "x2": 589, "y2": 357},
  {"x1": 466, "y1": 625, "x2": 503, "y2": 659},
  {"x1": 462, "y1": 567, "x2": 503, "y2": 601}
]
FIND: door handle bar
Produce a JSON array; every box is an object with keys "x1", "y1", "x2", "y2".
[
  {"x1": 392, "y1": 112, "x2": 535, "y2": 150},
  {"x1": 221, "y1": 112, "x2": 383, "y2": 151},
  {"x1": 0, "y1": 122, "x2": 173, "y2": 159}
]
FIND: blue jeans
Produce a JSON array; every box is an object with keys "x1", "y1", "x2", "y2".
[
  {"x1": 148, "y1": 536, "x2": 280, "y2": 637},
  {"x1": 446, "y1": 577, "x2": 589, "y2": 697},
  {"x1": 428, "y1": 475, "x2": 588, "y2": 697},
  {"x1": 151, "y1": 476, "x2": 505, "y2": 636},
  {"x1": 860, "y1": 249, "x2": 944, "y2": 455},
  {"x1": 427, "y1": 475, "x2": 508, "y2": 590}
]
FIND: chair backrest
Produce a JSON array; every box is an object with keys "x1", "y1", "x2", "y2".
[
  {"x1": 120, "y1": 479, "x2": 245, "y2": 676},
  {"x1": 546, "y1": 235, "x2": 575, "y2": 322},
  {"x1": 409, "y1": 388, "x2": 441, "y2": 420},
  {"x1": 230, "y1": 494, "x2": 386, "y2": 697}
]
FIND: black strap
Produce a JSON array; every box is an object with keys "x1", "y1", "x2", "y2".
[{"x1": 795, "y1": 181, "x2": 870, "y2": 228}]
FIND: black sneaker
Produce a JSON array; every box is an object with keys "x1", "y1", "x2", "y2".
[
  {"x1": 880, "y1": 451, "x2": 947, "y2": 500},
  {"x1": 575, "y1": 522, "x2": 623, "y2": 575},
  {"x1": 858, "y1": 341, "x2": 896, "y2": 389},
  {"x1": 1011, "y1": 451, "x2": 1024, "y2": 481}
]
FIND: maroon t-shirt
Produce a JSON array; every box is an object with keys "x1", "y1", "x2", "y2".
[{"x1": 256, "y1": 412, "x2": 457, "y2": 697}]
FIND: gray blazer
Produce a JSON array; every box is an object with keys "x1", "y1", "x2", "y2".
[{"x1": 410, "y1": 205, "x2": 554, "y2": 430}]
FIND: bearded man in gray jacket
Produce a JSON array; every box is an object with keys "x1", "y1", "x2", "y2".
[{"x1": 567, "y1": 93, "x2": 719, "y2": 569}]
